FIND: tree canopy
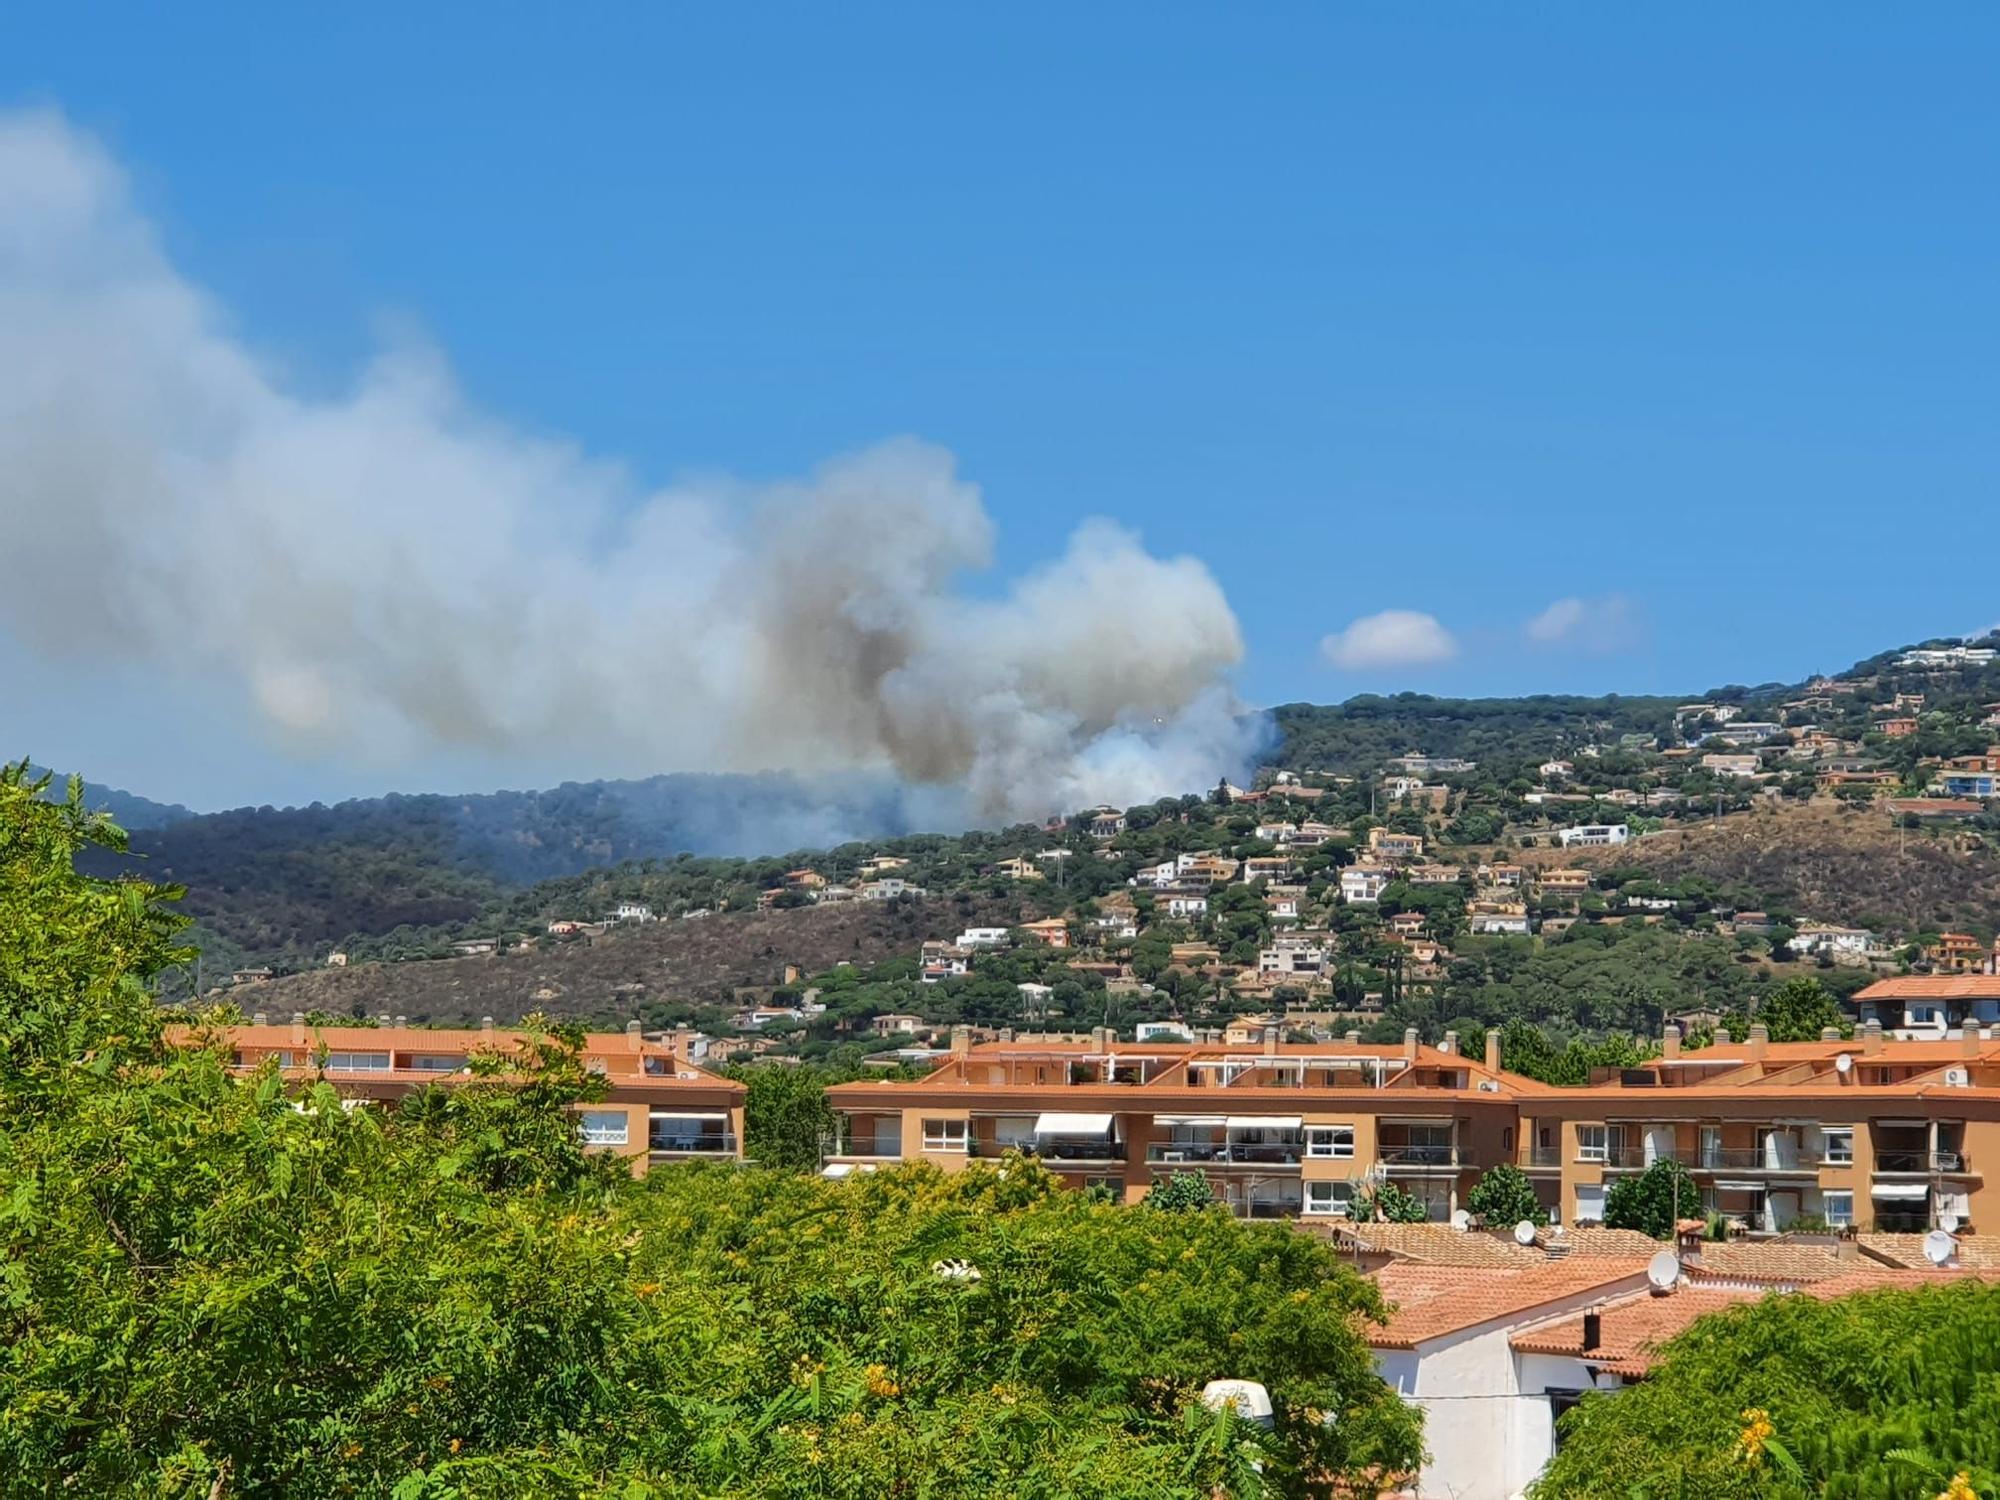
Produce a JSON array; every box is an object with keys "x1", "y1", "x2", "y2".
[
  {"x1": 0, "y1": 763, "x2": 1422, "y2": 1496},
  {"x1": 1532, "y1": 1281, "x2": 2000, "y2": 1499}
]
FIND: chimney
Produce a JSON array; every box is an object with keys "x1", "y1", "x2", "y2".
[
  {"x1": 626, "y1": 1019, "x2": 642, "y2": 1051},
  {"x1": 1863, "y1": 1018, "x2": 1884, "y2": 1056},
  {"x1": 1581, "y1": 1311, "x2": 1601, "y2": 1353},
  {"x1": 1346, "y1": 1030, "x2": 1362, "y2": 1045},
  {"x1": 1820, "y1": 1026, "x2": 1841, "y2": 1042},
  {"x1": 481, "y1": 1015, "x2": 495, "y2": 1035},
  {"x1": 1485, "y1": 1028, "x2": 1502, "y2": 1072},
  {"x1": 1662, "y1": 1024, "x2": 1681, "y2": 1059},
  {"x1": 951, "y1": 1025, "x2": 973, "y2": 1058},
  {"x1": 1262, "y1": 1025, "x2": 1279, "y2": 1057},
  {"x1": 378, "y1": 1012, "x2": 392, "y2": 1027},
  {"x1": 1714, "y1": 1026, "x2": 1731, "y2": 1046},
  {"x1": 252, "y1": 1010, "x2": 269, "y2": 1028},
  {"x1": 289, "y1": 1012, "x2": 307, "y2": 1045},
  {"x1": 1746, "y1": 1024, "x2": 1768, "y2": 1059},
  {"x1": 1441, "y1": 1029, "x2": 1459, "y2": 1057},
  {"x1": 1403, "y1": 1027, "x2": 1420, "y2": 1062},
  {"x1": 670, "y1": 1025, "x2": 690, "y2": 1058},
  {"x1": 999, "y1": 1027, "x2": 1015, "y2": 1043},
  {"x1": 395, "y1": 1015, "x2": 407, "y2": 1030},
  {"x1": 1963, "y1": 1025, "x2": 1982, "y2": 1058}
]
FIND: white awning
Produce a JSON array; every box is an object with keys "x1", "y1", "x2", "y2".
[
  {"x1": 649, "y1": 1110, "x2": 728, "y2": 1122},
  {"x1": 1155, "y1": 1115, "x2": 1227, "y2": 1128},
  {"x1": 1872, "y1": 1182, "x2": 1931, "y2": 1201},
  {"x1": 1713, "y1": 1181, "x2": 1768, "y2": 1193},
  {"x1": 1227, "y1": 1115, "x2": 1303, "y2": 1131},
  {"x1": 821, "y1": 1163, "x2": 856, "y2": 1178},
  {"x1": 1034, "y1": 1112, "x2": 1115, "y2": 1136}
]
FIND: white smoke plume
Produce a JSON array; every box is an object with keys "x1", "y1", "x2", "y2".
[{"x1": 0, "y1": 110, "x2": 1262, "y2": 823}]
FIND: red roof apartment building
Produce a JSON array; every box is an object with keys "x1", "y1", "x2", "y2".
[
  {"x1": 828, "y1": 1020, "x2": 2000, "y2": 1235},
  {"x1": 171, "y1": 1018, "x2": 746, "y2": 1174}
]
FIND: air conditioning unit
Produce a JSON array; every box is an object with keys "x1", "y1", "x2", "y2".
[
  {"x1": 1945, "y1": 1066, "x2": 1971, "y2": 1087},
  {"x1": 1476, "y1": 1079, "x2": 1501, "y2": 1093}
]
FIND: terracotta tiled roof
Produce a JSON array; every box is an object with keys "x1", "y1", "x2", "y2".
[
  {"x1": 1854, "y1": 976, "x2": 2000, "y2": 1000},
  {"x1": 1512, "y1": 1265, "x2": 2000, "y2": 1377},
  {"x1": 1685, "y1": 1241, "x2": 1850, "y2": 1283},
  {"x1": 1538, "y1": 1226, "x2": 1661, "y2": 1257},
  {"x1": 1509, "y1": 1286, "x2": 1765, "y2": 1374},
  {"x1": 1859, "y1": 1234, "x2": 2000, "y2": 1271},
  {"x1": 1335, "y1": 1224, "x2": 1542, "y2": 1266},
  {"x1": 1366, "y1": 1258, "x2": 1649, "y2": 1348}
]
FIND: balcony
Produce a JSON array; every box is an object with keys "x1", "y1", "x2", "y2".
[
  {"x1": 1145, "y1": 1142, "x2": 1304, "y2": 1166},
  {"x1": 1023, "y1": 1139, "x2": 1127, "y2": 1163},
  {"x1": 1598, "y1": 1145, "x2": 1823, "y2": 1173},
  {"x1": 1378, "y1": 1145, "x2": 1459, "y2": 1172},
  {"x1": 1525, "y1": 1144, "x2": 1562, "y2": 1169},
  {"x1": 648, "y1": 1131, "x2": 737, "y2": 1156},
  {"x1": 1874, "y1": 1150, "x2": 1972, "y2": 1175}
]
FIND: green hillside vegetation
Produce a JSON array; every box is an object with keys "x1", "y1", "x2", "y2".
[{"x1": 1, "y1": 763, "x2": 1423, "y2": 1496}]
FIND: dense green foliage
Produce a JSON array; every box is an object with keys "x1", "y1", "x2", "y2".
[
  {"x1": 1465, "y1": 1164, "x2": 1547, "y2": 1227},
  {"x1": 1533, "y1": 1281, "x2": 2000, "y2": 1499},
  {"x1": 1602, "y1": 1160, "x2": 1700, "y2": 1239},
  {"x1": 1144, "y1": 1172, "x2": 1218, "y2": 1212},
  {"x1": 0, "y1": 763, "x2": 1422, "y2": 1496},
  {"x1": 1755, "y1": 977, "x2": 1852, "y2": 1043},
  {"x1": 1354, "y1": 1182, "x2": 1431, "y2": 1224}
]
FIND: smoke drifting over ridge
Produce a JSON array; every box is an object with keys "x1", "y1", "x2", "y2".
[{"x1": 0, "y1": 111, "x2": 1262, "y2": 823}]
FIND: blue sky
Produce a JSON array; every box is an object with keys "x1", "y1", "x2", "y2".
[{"x1": 3, "y1": 7, "x2": 1996, "y2": 808}]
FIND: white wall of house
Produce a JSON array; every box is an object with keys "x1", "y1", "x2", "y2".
[{"x1": 1372, "y1": 1284, "x2": 1641, "y2": 1500}]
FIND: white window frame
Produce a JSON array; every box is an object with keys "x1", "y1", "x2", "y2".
[
  {"x1": 1822, "y1": 1128, "x2": 1854, "y2": 1166},
  {"x1": 1577, "y1": 1125, "x2": 1609, "y2": 1163},
  {"x1": 922, "y1": 1118, "x2": 969, "y2": 1153},
  {"x1": 1304, "y1": 1180, "x2": 1357, "y2": 1217},
  {"x1": 322, "y1": 1051, "x2": 392, "y2": 1072},
  {"x1": 578, "y1": 1110, "x2": 629, "y2": 1146},
  {"x1": 1307, "y1": 1125, "x2": 1356, "y2": 1160},
  {"x1": 1823, "y1": 1190, "x2": 1854, "y2": 1228}
]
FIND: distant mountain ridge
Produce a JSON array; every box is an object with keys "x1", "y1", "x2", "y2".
[
  {"x1": 27, "y1": 763, "x2": 194, "y2": 831},
  {"x1": 58, "y1": 632, "x2": 2000, "y2": 968}
]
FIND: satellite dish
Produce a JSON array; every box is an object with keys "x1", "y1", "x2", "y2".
[
  {"x1": 1647, "y1": 1250, "x2": 1679, "y2": 1293},
  {"x1": 1924, "y1": 1230, "x2": 1956, "y2": 1266},
  {"x1": 1940, "y1": 1212, "x2": 1962, "y2": 1235},
  {"x1": 1514, "y1": 1219, "x2": 1538, "y2": 1246},
  {"x1": 1450, "y1": 1209, "x2": 1473, "y2": 1231},
  {"x1": 1835, "y1": 1052, "x2": 1853, "y2": 1075}
]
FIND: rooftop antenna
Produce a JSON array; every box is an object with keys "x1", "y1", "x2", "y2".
[
  {"x1": 1513, "y1": 1219, "x2": 1538, "y2": 1246},
  {"x1": 1924, "y1": 1229, "x2": 1956, "y2": 1267},
  {"x1": 1647, "y1": 1250, "x2": 1679, "y2": 1296}
]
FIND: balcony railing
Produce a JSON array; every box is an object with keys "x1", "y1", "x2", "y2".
[
  {"x1": 1024, "y1": 1139, "x2": 1127, "y2": 1162},
  {"x1": 1599, "y1": 1146, "x2": 1823, "y2": 1172},
  {"x1": 648, "y1": 1131, "x2": 737, "y2": 1155},
  {"x1": 1378, "y1": 1145, "x2": 1458, "y2": 1168},
  {"x1": 1145, "y1": 1143, "x2": 1304, "y2": 1165},
  {"x1": 1526, "y1": 1144, "x2": 1562, "y2": 1168},
  {"x1": 1233, "y1": 1198, "x2": 1305, "y2": 1220},
  {"x1": 1874, "y1": 1150, "x2": 1970, "y2": 1174}
]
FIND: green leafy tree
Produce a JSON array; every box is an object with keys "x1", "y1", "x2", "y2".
[
  {"x1": 1465, "y1": 1163, "x2": 1547, "y2": 1227},
  {"x1": 1602, "y1": 1158, "x2": 1698, "y2": 1239},
  {"x1": 0, "y1": 763, "x2": 1428, "y2": 1495},
  {"x1": 1355, "y1": 1182, "x2": 1431, "y2": 1223},
  {"x1": 726, "y1": 1059, "x2": 844, "y2": 1171},
  {"x1": 1755, "y1": 975, "x2": 1852, "y2": 1042},
  {"x1": 1145, "y1": 1170, "x2": 1218, "y2": 1212},
  {"x1": 1532, "y1": 1282, "x2": 2000, "y2": 1499}
]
